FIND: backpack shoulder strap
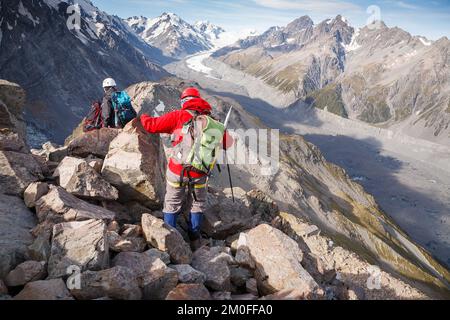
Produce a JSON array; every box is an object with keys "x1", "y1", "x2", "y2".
[{"x1": 185, "y1": 109, "x2": 200, "y2": 117}]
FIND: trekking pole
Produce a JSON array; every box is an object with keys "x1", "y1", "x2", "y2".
[
  {"x1": 223, "y1": 106, "x2": 235, "y2": 202},
  {"x1": 225, "y1": 151, "x2": 235, "y2": 203}
]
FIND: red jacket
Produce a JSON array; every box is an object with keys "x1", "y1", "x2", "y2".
[{"x1": 140, "y1": 98, "x2": 234, "y2": 178}]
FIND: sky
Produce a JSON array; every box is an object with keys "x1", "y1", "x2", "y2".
[{"x1": 92, "y1": 0, "x2": 450, "y2": 40}]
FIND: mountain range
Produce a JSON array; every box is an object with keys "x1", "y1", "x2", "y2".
[
  {"x1": 1, "y1": 0, "x2": 450, "y2": 299},
  {"x1": 0, "y1": 0, "x2": 171, "y2": 145},
  {"x1": 126, "y1": 13, "x2": 226, "y2": 58},
  {"x1": 0, "y1": 1, "x2": 249, "y2": 145},
  {"x1": 212, "y1": 15, "x2": 450, "y2": 146}
]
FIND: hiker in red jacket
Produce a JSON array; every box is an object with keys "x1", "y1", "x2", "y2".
[{"x1": 140, "y1": 87, "x2": 233, "y2": 249}]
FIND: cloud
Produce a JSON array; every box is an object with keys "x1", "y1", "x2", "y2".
[
  {"x1": 253, "y1": 0, "x2": 361, "y2": 12},
  {"x1": 384, "y1": 0, "x2": 419, "y2": 10},
  {"x1": 396, "y1": 1, "x2": 417, "y2": 9}
]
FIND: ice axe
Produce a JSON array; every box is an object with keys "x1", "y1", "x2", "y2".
[{"x1": 223, "y1": 106, "x2": 235, "y2": 202}]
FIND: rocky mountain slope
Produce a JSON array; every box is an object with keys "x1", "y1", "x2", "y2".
[
  {"x1": 0, "y1": 80, "x2": 443, "y2": 300},
  {"x1": 0, "y1": 0, "x2": 169, "y2": 146},
  {"x1": 2, "y1": 79, "x2": 448, "y2": 300},
  {"x1": 125, "y1": 13, "x2": 225, "y2": 59},
  {"x1": 212, "y1": 15, "x2": 450, "y2": 146},
  {"x1": 127, "y1": 78, "x2": 450, "y2": 297}
]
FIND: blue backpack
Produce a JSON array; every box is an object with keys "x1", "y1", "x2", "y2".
[{"x1": 111, "y1": 91, "x2": 137, "y2": 127}]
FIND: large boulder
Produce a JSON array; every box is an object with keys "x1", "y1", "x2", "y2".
[
  {"x1": 70, "y1": 266, "x2": 142, "y2": 300},
  {"x1": 170, "y1": 264, "x2": 206, "y2": 284},
  {"x1": 0, "y1": 194, "x2": 36, "y2": 278},
  {"x1": 0, "y1": 131, "x2": 27, "y2": 153},
  {"x1": 230, "y1": 266, "x2": 253, "y2": 288},
  {"x1": 112, "y1": 251, "x2": 178, "y2": 300},
  {"x1": 13, "y1": 279, "x2": 73, "y2": 300},
  {"x1": 107, "y1": 230, "x2": 147, "y2": 253},
  {"x1": 101, "y1": 120, "x2": 165, "y2": 209},
  {"x1": 236, "y1": 224, "x2": 322, "y2": 298},
  {"x1": 166, "y1": 284, "x2": 211, "y2": 300},
  {"x1": 35, "y1": 186, "x2": 115, "y2": 224},
  {"x1": 31, "y1": 142, "x2": 68, "y2": 163},
  {"x1": 191, "y1": 246, "x2": 235, "y2": 292},
  {"x1": 0, "y1": 81, "x2": 43, "y2": 195},
  {"x1": 47, "y1": 219, "x2": 109, "y2": 279},
  {"x1": 0, "y1": 150, "x2": 43, "y2": 196},
  {"x1": 144, "y1": 248, "x2": 171, "y2": 264},
  {"x1": 141, "y1": 214, "x2": 192, "y2": 264},
  {"x1": 4, "y1": 261, "x2": 47, "y2": 287},
  {"x1": 203, "y1": 188, "x2": 278, "y2": 239},
  {"x1": 86, "y1": 156, "x2": 103, "y2": 173},
  {"x1": 140, "y1": 258, "x2": 179, "y2": 300},
  {"x1": 101, "y1": 200, "x2": 153, "y2": 224},
  {"x1": 67, "y1": 128, "x2": 120, "y2": 158},
  {"x1": 24, "y1": 182, "x2": 49, "y2": 208},
  {"x1": 27, "y1": 221, "x2": 53, "y2": 262},
  {"x1": 53, "y1": 156, "x2": 119, "y2": 201}
]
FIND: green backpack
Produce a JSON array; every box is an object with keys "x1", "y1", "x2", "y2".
[{"x1": 174, "y1": 111, "x2": 225, "y2": 175}]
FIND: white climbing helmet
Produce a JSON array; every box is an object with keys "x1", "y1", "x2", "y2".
[{"x1": 102, "y1": 77, "x2": 117, "y2": 88}]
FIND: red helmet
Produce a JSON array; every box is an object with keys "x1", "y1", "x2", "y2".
[{"x1": 181, "y1": 87, "x2": 200, "y2": 100}]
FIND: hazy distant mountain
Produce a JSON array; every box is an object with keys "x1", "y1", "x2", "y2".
[
  {"x1": 194, "y1": 20, "x2": 225, "y2": 42},
  {"x1": 0, "y1": 0, "x2": 169, "y2": 146}
]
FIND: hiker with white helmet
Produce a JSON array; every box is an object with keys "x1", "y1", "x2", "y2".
[
  {"x1": 101, "y1": 78, "x2": 119, "y2": 128},
  {"x1": 100, "y1": 77, "x2": 136, "y2": 129}
]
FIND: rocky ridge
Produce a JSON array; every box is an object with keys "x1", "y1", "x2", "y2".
[{"x1": 0, "y1": 79, "x2": 448, "y2": 300}]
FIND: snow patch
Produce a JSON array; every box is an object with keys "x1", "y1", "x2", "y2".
[
  {"x1": 344, "y1": 28, "x2": 361, "y2": 52},
  {"x1": 95, "y1": 22, "x2": 105, "y2": 36},
  {"x1": 18, "y1": 1, "x2": 40, "y2": 26},
  {"x1": 419, "y1": 37, "x2": 432, "y2": 46},
  {"x1": 352, "y1": 175, "x2": 368, "y2": 182},
  {"x1": 287, "y1": 37, "x2": 296, "y2": 43}
]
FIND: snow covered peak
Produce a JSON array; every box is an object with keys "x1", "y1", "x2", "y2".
[
  {"x1": 125, "y1": 13, "x2": 256, "y2": 57},
  {"x1": 161, "y1": 12, "x2": 178, "y2": 19},
  {"x1": 125, "y1": 12, "x2": 213, "y2": 58},
  {"x1": 43, "y1": 0, "x2": 98, "y2": 15},
  {"x1": 194, "y1": 20, "x2": 225, "y2": 40},
  {"x1": 339, "y1": 15, "x2": 348, "y2": 24},
  {"x1": 132, "y1": 12, "x2": 200, "y2": 42}
]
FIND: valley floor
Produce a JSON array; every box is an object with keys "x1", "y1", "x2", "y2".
[{"x1": 166, "y1": 52, "x2": 450, "y2": 269}]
